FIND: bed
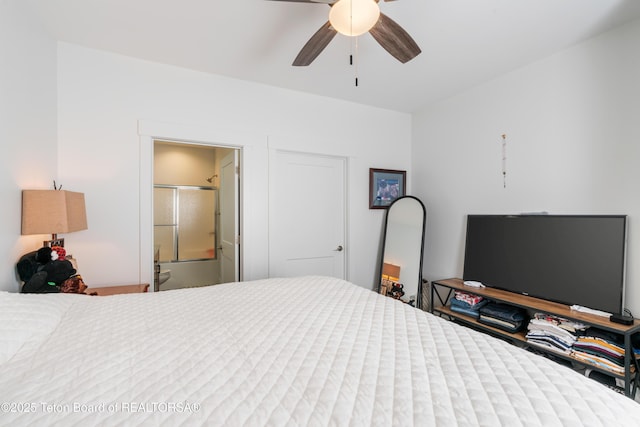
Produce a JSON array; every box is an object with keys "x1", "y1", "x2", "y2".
[{"x1": 1, "y1": 276, "x2": 639, "y2": 426}]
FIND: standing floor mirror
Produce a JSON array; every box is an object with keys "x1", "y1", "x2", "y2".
[{"x1": 377, "y1": 195, "x2": 426, "y2": 309}]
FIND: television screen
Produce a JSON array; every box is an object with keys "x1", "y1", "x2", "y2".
[{"x1": 463, "y1": 215, "x2": 627, "y2": 314}]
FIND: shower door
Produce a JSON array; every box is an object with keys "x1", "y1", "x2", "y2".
[{"x1": 154, "y1": 185, "x2": 218, "y2": 263}]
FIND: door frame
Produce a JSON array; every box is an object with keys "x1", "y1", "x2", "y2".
[{"x1": 138, "y1": 120, "x2": 264, "y2": 290}]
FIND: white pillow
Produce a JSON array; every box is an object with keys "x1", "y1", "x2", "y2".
[{"x1": 0, "y1": 291, "x2": 77, "y2": 364}]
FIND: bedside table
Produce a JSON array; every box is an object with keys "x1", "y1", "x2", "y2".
[{"x1": 85, "y1": 284, "x2": 149, "y2": 296}]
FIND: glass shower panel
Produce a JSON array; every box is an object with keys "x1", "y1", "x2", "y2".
[
  {"x1": 154, "y1": 187, "x2": 176, "y2": 262},
  {"x1": 154, "y1": 227, "x2": 175, "y2": 262},
  {"x1": 177, "y1": 188, "x2": 216, "y2": 261}
]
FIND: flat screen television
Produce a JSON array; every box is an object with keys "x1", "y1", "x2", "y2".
[{"x1": 463, "y1": 214, "x2": 628, "y2": 314}]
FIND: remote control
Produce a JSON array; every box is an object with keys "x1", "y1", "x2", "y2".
[{"x1": 610, "y1": 313, "x2": 634, "y2": 325}]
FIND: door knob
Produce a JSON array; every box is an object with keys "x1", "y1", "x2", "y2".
[{"x1": 335, "y1": 245, "x2": 344, "y2": 252}]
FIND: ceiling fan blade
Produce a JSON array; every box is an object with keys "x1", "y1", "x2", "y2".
[
  {"x1": 369, "y1": 13, "x2": 421, "y2": 63},
  {"x1": 292, "y1": 21, "x2": 337, "y2": 66}
]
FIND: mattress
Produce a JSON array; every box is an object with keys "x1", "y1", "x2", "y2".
[{"x1": 1, "y1": 276, "x2": 639, "y2": 426}]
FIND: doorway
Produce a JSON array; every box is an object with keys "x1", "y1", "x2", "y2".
[{"x1": 153, "y1": 140, "x2": 240, "y2": 291}]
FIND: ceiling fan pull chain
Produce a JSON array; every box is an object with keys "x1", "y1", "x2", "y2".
[
  {"x1": 351, "y1": 0, "x2": 354, "y2": 85},
  {"x1": 354, "y1": 36, "x2": 359, "y2": 87},
  {"x1": 501, "y1": 134, "x2": 507, "y2": 188},
  {"x1": 350, "y1": 53, "x2": 358, "y2": 86}
]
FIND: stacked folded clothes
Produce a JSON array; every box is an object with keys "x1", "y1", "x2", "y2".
[
  {"x1": 449, "y1": 291, "x2": 488, "y2": 319},
  {"x1": 478, "y1": 302, "x2": 527, "y2": 333},
  {"x1": 571, "y1": 327, "x2": 634, "y2": 375},
  {"x1": 525, "y1": 313, "x2": 587, "y2": 355}
]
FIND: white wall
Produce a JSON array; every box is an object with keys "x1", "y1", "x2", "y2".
[
  {"x1": 412, "y1": 19, "x2": 640, "y2": 314},
  {"x1": 56, "y1": 43, "x2": 412, "y2": 290},
  {"x1": 0, "y1": 1, "x2": 58, "y2": 291},
  {"x1": 154, "y1": 142, "x2": 217, "y2": 186}
]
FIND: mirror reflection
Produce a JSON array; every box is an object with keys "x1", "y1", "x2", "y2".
[{"x1": 378, "y1": 196, "x2": 426, "y2": 308}]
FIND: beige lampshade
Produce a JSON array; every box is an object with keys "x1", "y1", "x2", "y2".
[
  {"x1": 382, "y1": 262, "x2": 401, "y2": 281},
  {"x1": 21, "y1": 190, "x2": 88, "y2": 236}
]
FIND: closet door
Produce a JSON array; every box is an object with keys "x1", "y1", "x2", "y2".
[{"x1": 269, "y1": 150, "x2": 346, "y2": 279}]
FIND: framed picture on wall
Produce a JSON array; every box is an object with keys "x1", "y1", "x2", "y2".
[{"x1": 369, "y1": 168, "x2": 406, "y2": 209}]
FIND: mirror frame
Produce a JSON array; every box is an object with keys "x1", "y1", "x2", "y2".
[{"x1": 376, "y1": 195, "x2": 427, "y2": 309}]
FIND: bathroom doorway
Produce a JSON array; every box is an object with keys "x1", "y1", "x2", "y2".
[{"x1": 153, "y1": 140, "x2": 240, "y2": 291}]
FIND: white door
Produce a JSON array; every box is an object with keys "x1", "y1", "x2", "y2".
[
  {"x1": 219, "y1": 150, "x2": 239, "y2": 283},
  {"x1": 269, "y1": 150, "x2": 346, "y2": 279}
]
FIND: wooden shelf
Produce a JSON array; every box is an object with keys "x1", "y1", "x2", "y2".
[
  {"x1": 433, "y1": 278, "x2": 640, "y2": 333},
  {"x1": 435, "y1": 305, "x2": 528, "y2": 344},
  {"x1": 431, "y1": 278, "x2": 640, "y2": 397}
]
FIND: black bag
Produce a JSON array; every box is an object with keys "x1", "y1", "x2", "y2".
[
  {"x1": 21, "y1": 271, "x2": 60, "y2": 294},
  {"x1": 16, "y1": 250, "x2": 75, "y2": 293},
  {"x1": 16, "y1": 251, "x2": 39, "y2": 283}
]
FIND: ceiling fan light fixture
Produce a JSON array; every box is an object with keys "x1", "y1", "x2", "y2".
[{"x1": 329, "y1": 0, "x2": 380, "y2": 37}]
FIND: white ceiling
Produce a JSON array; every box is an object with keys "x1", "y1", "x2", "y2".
[{"x1": 25, "y1": 0, "x2": 640, "y2": 113}]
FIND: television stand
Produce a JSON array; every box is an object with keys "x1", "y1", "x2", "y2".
[{"x1": 430, "y1": 278, "x2": 640, "y2": 398}]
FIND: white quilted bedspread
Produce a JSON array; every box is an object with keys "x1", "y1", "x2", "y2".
[{"x1": 1, "y1": 276, "x2": 639, "y2": 426}]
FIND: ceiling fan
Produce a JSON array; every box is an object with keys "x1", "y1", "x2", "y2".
[{"x1": 268, "y1": 0, "x2": 421, "y2": 66}]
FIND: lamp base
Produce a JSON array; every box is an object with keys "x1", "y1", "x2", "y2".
[{"x1": 43, "y1": 238, "x2": 65, "y2": 248}]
